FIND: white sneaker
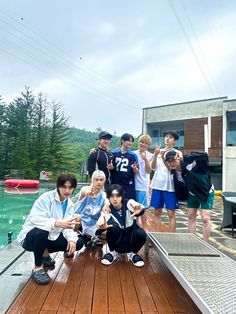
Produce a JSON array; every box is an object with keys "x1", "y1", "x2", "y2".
[
  {"x1": 101, "y1": 251, "x2": 118, "y2": 265},
  {"x1": 128, "y1": 252, "x2": 144, "y2": 267}
]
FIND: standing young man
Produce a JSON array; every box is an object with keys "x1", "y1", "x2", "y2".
[
  {"x1": 87, "y1": 131, "x2": 114, "y2": 190},
  {"x1": 165, "y1": 150, "x2": 214, "y2": 242},
  {"x1": 112, "y1": 133, "x2": 139, "y2": 200},
  {"x1": 17, "y1": 174, "x2": 84, "y2": 285},
  {"x1": 150, "y1": 131, "x2": 182, "y2": 232},
  {"x1": 133, "y1": 135, "x2": 153, "y2": 230}
]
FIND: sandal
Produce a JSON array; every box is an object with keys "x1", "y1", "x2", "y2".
[{"x1": 31, "y1": 269, "x2": 50, "y2": 285}]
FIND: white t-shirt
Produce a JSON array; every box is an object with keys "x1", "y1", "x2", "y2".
[
  {"x1": 151, "y1": 151, "x2": 174, "y2": 192},
  {"x1": 134, "y1": 150, "x2": 153, "y2": 191}
]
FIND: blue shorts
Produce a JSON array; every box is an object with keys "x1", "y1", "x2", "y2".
[
  {"x1": 136, "y1": 190, "x2": 148, "y2": 207},
  {"x1": 150, "y1": 189, "x2": 178, "y2": 210}
]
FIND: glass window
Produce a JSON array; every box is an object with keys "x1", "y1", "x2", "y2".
[{"x1": 226, "y1": 111, "x2": 236, "y2": 146}]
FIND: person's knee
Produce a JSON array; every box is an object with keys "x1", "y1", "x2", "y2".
[
  {"x1": 34, "y1": 228, "x2": 49, "y2": 239},
  {"x1": 23, "y1": 228, "x2": 48, "y2": 251},
  {"x1": 154, "y1": 209, "x2": 162, "y2": 217},
  {"x1": 167, "y1": 210, "x2": 175, "y2": 219},
  {"x1": 202, "y1": 213, "x2": 211, "y2": 225},
  {"x1": 188, "y1": 210, "x2": 196, "y2": 221},
  {"x1": 106, "y1": 225, "x2": 120, "y2": 238},
  {"x1": 133, "y1": 229, "x2": 146, "y2": 245}
]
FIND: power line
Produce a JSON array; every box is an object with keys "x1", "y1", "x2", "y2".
[
  {"x1": 0, "y1": 36, "x2": 140, "y2": 114},
  {"x1": 168, "y1": 0, "x2": 216, "y2": 96},
  {"x1": 180, "y1": 0, "x2": 218, "y2": 94},
  {"x1": 0, "y1": 7, "x2": 144, "y2": 111}
]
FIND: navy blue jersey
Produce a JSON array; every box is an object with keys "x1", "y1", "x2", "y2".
[{"x1": 111, "y1": 149, "x2": 139, "y2": 193}]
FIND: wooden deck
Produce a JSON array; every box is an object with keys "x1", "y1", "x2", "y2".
[{"x1": 6, "y1": 212, "x2": 201, "y2": 314}]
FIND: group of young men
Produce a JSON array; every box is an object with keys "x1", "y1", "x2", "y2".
[
  {"x1": 88, "y1": 129, "x2": 214, "y2": 241},
  {"x1": 17, "y1": 130, "x2": 214, "y2": 285}
]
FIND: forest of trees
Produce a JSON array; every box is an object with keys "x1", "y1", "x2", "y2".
[{"x1": 0, "y1": 87, "x2": 138, "y2": 181}]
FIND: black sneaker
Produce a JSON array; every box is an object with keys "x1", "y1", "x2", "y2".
[
  {"x1": 42, "y1": 256, "x2": 55, "y2": 267},
  {"x1": 31, "y1": 269, "x2": 50, "y2": 285},
  {"x1": 101, "y1": 252, "x2": 118, "y2": 265},
  {"x1": 128, "y1": 253, "x2": 144, "y2": 267}
]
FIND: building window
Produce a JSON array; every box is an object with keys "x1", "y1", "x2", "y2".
[
  {"x1": 153, "y1": 130, "x2": 159, "y2": 137},
  {"x1": 226, "y1": 111, "x2": 236, "y2": 146},
  {"x1": 150, "y1": 129, "x2": 184, "y2": 148}
]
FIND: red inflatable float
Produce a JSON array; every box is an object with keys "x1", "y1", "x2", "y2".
[{"x1": 4, "y1": 179, "x2": 40, "y2": 188}]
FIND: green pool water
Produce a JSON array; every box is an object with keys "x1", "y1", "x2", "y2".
[{"x1": 0, "y1": 185, "x2": 50, "y2": 249}]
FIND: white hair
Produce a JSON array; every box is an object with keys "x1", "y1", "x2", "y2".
[{"x1": 91, "y1": 170, "x2": 106, "y2": 181}]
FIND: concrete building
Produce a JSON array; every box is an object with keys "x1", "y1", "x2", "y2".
[
  {"x1": 222, "y1": 100, "x2": 236, "y2": 191},
  {"x1": 142, "y1": 96, "x2": 236, "y2": 191}
]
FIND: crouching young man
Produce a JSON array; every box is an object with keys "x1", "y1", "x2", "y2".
[
  {"x1": 17, "y1": 174, "x2": 84, "y2": 285},
  {"x1": 165, "y1": 151, "x2": 214, "y2": 242},
  {"x1": 97, "y1": 184, "x2": 146, "y2": 267}
]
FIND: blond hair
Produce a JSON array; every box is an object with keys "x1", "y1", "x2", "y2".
[
  {"x1": 91, "y1": 170, "x2": 106, "y2": 182},
  {"x1": 138, "y1": 134, "x2": 152, "y2": 146}
]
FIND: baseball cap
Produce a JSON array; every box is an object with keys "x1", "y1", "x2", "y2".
[
  {"x1": 97, "y1": 131, "x2": 112, "y2": 140},
  {"x1": 120, "y1": 133, "x2": 134, "y2": 142},
  {"x1": 164, "y1": 150, "x2": 177, "y2": 161}
]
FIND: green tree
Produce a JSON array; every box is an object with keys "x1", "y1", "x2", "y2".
[
  {"x1": 4, "y1": 87, "x2": 35, "y2": 177},
  {"x1": 48, "y1": 101, "x2": 69, "y2": 175}
]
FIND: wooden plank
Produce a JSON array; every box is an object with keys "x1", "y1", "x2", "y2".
[
  {"x1": 129, "y1": 264, "x2": 157, "y2": 312},
  {"x1": 92, "y1": 249, "x2": 108, "y2": 314},
  {"x1": 118, "y1": 260, "x2": 141, "y2": 314},
  {"x1": 6, "y1": 253, "x2": 59, "y2": 314},
  {"x1": 74, "y1": 250, "x2": 96, "y2": 313},
  {"x1": 107, "y1": 263, "x2": 125, "y2": 313},
  {"x1": 142, "y1": 258, "x2": 174, "y2": 314},
  {"x1": 20, "y1": 253, "x2": 64, "y2": 313},
  {"x1": 40, "y1": 254, "x2": 74, "y2": 312},
  {"x1": 149, "y1": 251, "x2": 201, "y2": 314},
  {"x1": 57, "y1": 251, "x2": 86, "y2": 313},
  {"x1": 157, "y1": 256, "x2": 201, "y2": 314},
  {"x1": 6, "y1": 280, "x2": 37, "y2": 314}
]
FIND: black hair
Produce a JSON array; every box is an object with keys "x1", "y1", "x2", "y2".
[
  {"x1": 56, "y1": 173, "x2": 77, "y2": 189},
  {"x1": 106, "y1": 184, "x2": 125, "y2": 199},
  {"x1": 166, "y1": 130, "x2": 179, "y2": 141},
  {"x1": 120, "y1": 133, "x2": 134, "y2": 144}
]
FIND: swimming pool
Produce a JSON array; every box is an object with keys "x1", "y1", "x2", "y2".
[{"x1": 0, "y1": 185, "x2": 50, "y2": 248}]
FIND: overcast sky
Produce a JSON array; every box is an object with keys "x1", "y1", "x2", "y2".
[{"x1": 1, "y1": 0, "x2": 236, "y2": 136}]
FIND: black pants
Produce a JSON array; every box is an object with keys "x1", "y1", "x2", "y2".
[
  {"x1": 22, "y1": 228, "x2": 84, "y2": 266},
  {"x1": 106, "y1": 225, "x2": 146, "y2": 254}
]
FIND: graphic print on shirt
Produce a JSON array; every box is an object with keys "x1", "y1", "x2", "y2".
[{"x1": 115, "y1": 157, "x2": 129, "y2": 172}]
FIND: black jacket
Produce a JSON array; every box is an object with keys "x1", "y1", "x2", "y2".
[
  {"x1": 87, "y1": 147, "x2": 114, "y2": 185},
  {"x1": 173, "y1": 152, "x2": 212, "y2": 202}
]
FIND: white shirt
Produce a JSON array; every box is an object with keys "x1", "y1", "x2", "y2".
[
  {"x1": 151, "y1": 152, "x2": 174, "y2": 192},
  {"x1": 134, "y1": 150, "x2": 153, "y2": 191},
  {"x1": 17, "y1": 189, "x2": 78, "y2": 243}
]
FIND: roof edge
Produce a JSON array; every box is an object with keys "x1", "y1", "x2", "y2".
[{"x1": 143, "y1": 96, "x2": 228, "y2": 110}]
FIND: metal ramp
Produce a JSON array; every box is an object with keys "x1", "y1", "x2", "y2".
[{"x1": 147, "y1": 232, "x2": 236, "y2": 314}]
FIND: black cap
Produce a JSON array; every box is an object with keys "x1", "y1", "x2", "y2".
[
  {"x1": 120, "y1": 133, "x2": 134, "y2": 142},
  {"x1": 97, "y1": 131, "x2": 112, "y2": 140},
  {"x1": 164, "y1": 150, "x2": 177, "y2": 161}
]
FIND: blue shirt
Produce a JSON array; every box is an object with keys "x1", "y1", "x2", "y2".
[{"x1": 111, "y1": 149, "x2": 139, "y2": 190}]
